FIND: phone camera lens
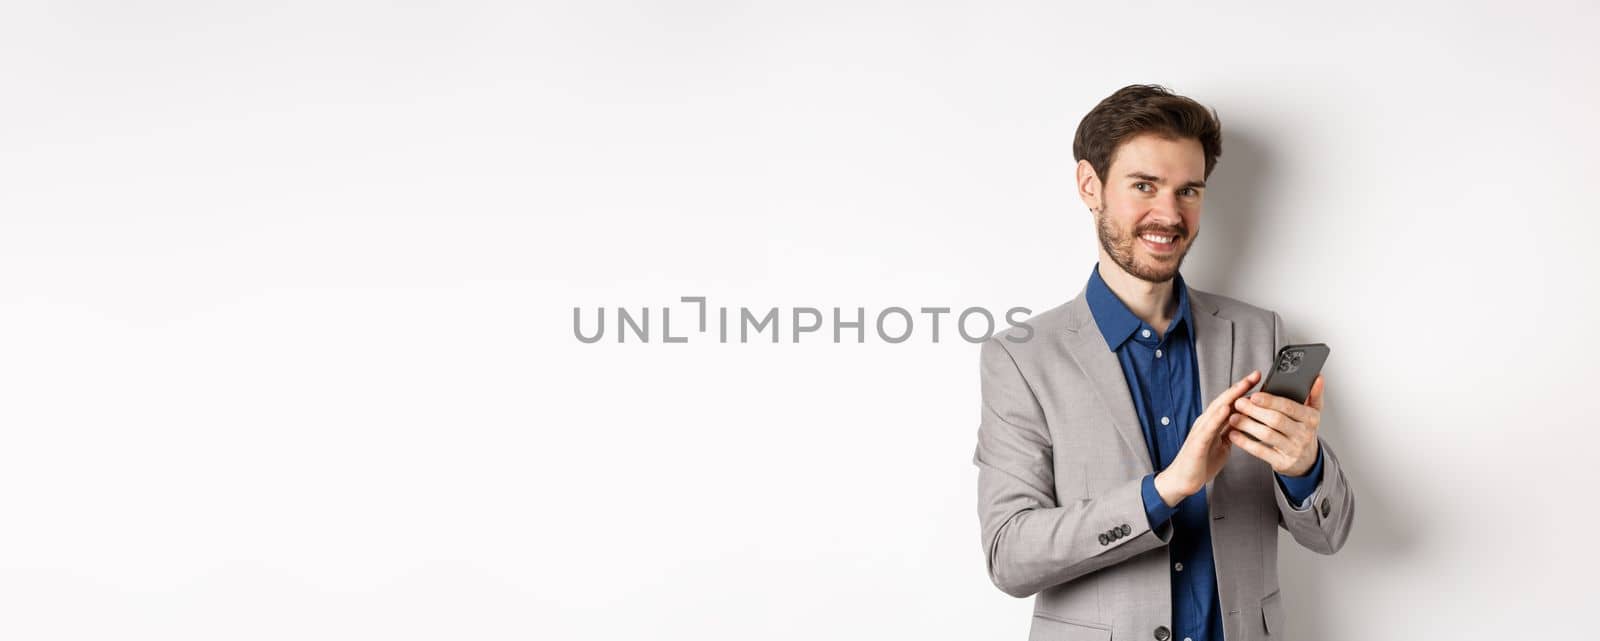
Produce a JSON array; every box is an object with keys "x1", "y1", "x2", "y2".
[{"x1": 1278, "y1": 350, "x2": 1303, "y2": 373}]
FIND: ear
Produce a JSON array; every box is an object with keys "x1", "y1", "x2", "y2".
[{"x1": 1076, "y1": 159, "x2": 1102, "y2": 213}]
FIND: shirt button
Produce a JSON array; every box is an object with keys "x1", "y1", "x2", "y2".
[
  {"x1": 1161, "y1": 416, "x2": 1171, "y2": 426},
  {"x1": 1141, "y1": 329, "x2": 1152, "y2": 338},
  {"x1": 1185, "y1": 637, "x2": 1193, "y2": 641},
  {"x1": 1155, "y1": 348, "x2": 1163, "y2": 358},
  {"x1": 1175, "y1": 562, "x2": 1183, "y2": 571}
]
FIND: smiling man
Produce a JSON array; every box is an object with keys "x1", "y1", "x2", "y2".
[{"x1": 972, "y1": 84, "x2": 1355, "y2": 641}]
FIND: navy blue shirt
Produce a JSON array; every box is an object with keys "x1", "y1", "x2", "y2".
[{"x1": 1083, "y1": 263, "x2": 1323, "y2": 641}]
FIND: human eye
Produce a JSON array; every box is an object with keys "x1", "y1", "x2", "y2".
[
  {"x1": 1180, "y1": 187, "x2": 1199, "y2": 197},
  {"x1": 1134, "y1": 182, "x2": 1153, "y2": 193}
]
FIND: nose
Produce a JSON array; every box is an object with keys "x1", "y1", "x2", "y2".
[{"x1": 1149, "y1": 193, "x2": 1184, "y2": 228}]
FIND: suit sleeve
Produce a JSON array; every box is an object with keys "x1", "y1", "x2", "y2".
[
  {"x1": 972, "y1": 337, "x2": 1173, "y2": 598},
  {"x1": 1269, "y1": 310, "x2": 1356, "y2": 554},
  {"x1": 1275, "y1": 444, "x2": 1325, "y2": 508}
]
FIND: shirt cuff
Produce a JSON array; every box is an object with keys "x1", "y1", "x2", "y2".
[
  {"x1": 1274, "y1": 441, "x2": 1325, "y2": 509},
  {"x1": 1141, "y1": 473, "x2": 1178, "y2": 529}
]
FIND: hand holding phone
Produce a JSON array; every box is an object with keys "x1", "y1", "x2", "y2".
[
  {"x1": 1226, "y1": 343, "x2": 1329, "y2": 476},
  {"x1": 1258, "y1": 343, "x2": 1330, "y2": 404}
]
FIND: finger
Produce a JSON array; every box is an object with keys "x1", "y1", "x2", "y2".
[
  {"x1": 1228, "y1": 429, "x2": 1292, "y2": 470},
  {"x1": 1200, "y1": 371, "x2": 1261, "y2": 436},
  {"x1": 1306, "y1": 374, "x2": 1326, "y2": 412},
  {"x1": 1208, "y1": 370, "x2": 1261, "y2": 414},
  {"x1": 1247, "y1": 391, "x2": 1310, "y2": 423},
  {"x1": 1227, "y1": 412, "x2": 1290, "y2": 452},
  {"x1": 1231, "y1": 396, "x2": 1300, "y2": 440}
]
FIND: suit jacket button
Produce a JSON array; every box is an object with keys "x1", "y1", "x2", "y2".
[
  {"x1": 1120, "y1": 524, "x2": 1131, "y2": 536},
  {"x1": 1099, "y1": 534, "x2": 1110, "y2": 545},
  {"x1": 1154, "y1": 625, "x2": 1172, "y2": 641},
  {"x1": 1319, "y1": 497, "x2": 1332, "y2": 517}
]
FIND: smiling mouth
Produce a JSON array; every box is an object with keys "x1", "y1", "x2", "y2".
[{"x1": 1139, "y1": 232, "x2": 1180, "y2": 253}]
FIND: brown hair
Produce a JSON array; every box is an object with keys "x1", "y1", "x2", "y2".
[{"x1": 1072, "y1": 84, "x2": 1222, "y2": 183}]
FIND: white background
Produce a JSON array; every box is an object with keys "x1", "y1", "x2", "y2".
[{"x1": 3, "y1": 1, "x2": 1597, "y2": 639}]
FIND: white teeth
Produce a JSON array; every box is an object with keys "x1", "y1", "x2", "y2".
[{"x1": 1141, "y1": 233, "x2": 1174, "y2": 244}]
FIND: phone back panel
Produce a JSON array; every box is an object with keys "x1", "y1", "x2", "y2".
[{"x1": 1260, "y1": 343, "x2": 1330, "y2": 404}]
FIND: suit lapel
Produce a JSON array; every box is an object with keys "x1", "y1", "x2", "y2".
[
  {"x1": 1063, "y1": 296, "x2": 1154, "y2": 475},
  {"x1": 1190, "y1": 288, "x2": 1235, "y2": 496},
  {"x1": 1191, "y1": 289, "x2": 1234, "y2": 424},
  {"x1": 1061, "y1": 284, "x2": 1236, "y2": 480}
]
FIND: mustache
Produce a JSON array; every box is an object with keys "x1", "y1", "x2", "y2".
[{"x1": 1134, "y1": 225, "x2": 1187, "y2": 239}]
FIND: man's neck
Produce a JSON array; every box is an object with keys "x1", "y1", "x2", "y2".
[{"x1": 1096, "y1": 253, "x2": 1178, "y2": 338}]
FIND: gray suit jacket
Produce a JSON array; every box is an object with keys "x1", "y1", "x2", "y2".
[{"x1": 973, "y1": 281, "x2": 1354, "y2": 641}]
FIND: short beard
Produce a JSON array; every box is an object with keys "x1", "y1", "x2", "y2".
[{"x1": 1095, "y1": 211, "x2": 1194, "y2": 284}]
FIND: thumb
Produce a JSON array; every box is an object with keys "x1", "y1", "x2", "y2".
[{"x1": 1306, "y1": 374, "x2": 1326, "y2": 411}]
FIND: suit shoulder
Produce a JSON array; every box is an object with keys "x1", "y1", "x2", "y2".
[
  {"x1": 1190, "y1": 287, "x2": 1278, "y2": 324},
  {"x1": 1013, "y1": 298, "x2": 1078, "y2": 336},
  {"x1": 982, "y1": 298, "x2": 1075, "y2": 354}
]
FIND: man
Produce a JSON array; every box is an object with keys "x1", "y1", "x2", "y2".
[{"x1": 972, "y1": 84, "x2": 1354, "y2": 641}]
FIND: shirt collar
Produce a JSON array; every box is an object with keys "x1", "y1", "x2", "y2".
[{"x1": 1083, "y1": 262, "x2": 1194, "y2": 351}]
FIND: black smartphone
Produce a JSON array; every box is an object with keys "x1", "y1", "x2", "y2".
[{"x1": 1258, "y1": 343, "x2": 1330, "y2": 404}]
